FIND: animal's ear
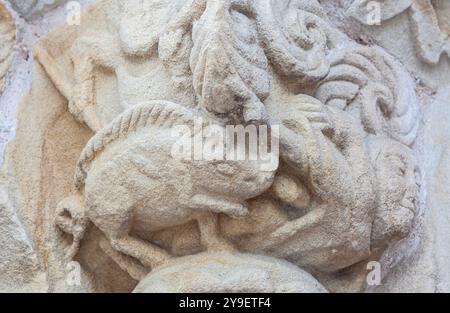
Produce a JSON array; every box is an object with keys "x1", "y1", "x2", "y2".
[{"x1": 347, "y1": 0, "x2": 412, "y2": 24}]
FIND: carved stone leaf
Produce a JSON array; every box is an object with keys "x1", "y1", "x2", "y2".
[
  {"x1": 189, "y1": 0, "x2": 271, "y2": 123},
  {"x1": 158, "y1": 0, "x2": 206, "y2": 66},
  {"x1": 409, "y1": 0, "x2": 450, "y2": 65},
  {"x1": 316, "y1": 45, "x2": 420, "y2": 146},
  {"x1": 255, "y1": 0, "x2": 330, "y2": 83},
  {"x1": 0, "y1": 3, "x2": 16, "y2": 93}
]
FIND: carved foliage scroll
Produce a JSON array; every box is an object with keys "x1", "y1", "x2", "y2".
[
  {"x1": 316, "y1": 45, "x2": 419, "y2": 146},
  {"x1": 189, "y1": 0, "x2": 271, "y2": 123},
  {"x1": 255, "y1": 0, "x2": 330, "y2": 83}
]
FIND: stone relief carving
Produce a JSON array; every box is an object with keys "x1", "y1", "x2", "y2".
[
  {"x1": 348, "y1": 0, "x2": 450, "y2": 65},
  {"x1": 57, "y1": 100, "x2": 276, "y2": 280},
  {"x1": 1, "y1": 0, "x2": 424, "y2": 293},
  {"x1": 316, "y1": 45, "x2": 420, "y2": 146},
  {"x1": 0, "y1": 3, "x2": 15, "y2": 93},
  {"x1": 133, "y1": 251, "x2": 327, "y2": 293}
]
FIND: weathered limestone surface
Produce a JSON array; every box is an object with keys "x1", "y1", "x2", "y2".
[
  {"x1": 8, "y1": 0, "x2": 66, "y2": 19},
  {"x1": 0, "y1": 0, "x2": 448, "y2": 293},
  {"x1": 134, "y1": 252, "x2": 327, "y2": 293},
  {"x1": 0, "y1": 2, "x2": 15, "y2": 93},
  {"x1": 324, "y1": 0, "x2": 450, "y2": 293}
]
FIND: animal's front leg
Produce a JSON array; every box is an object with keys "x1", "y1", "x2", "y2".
[
  {"x1": 189, "y1": 195, "x2": 244, "y2": 251},
  {"x1": 196, "y1": 212, "x2": 235, "y2": 252},
  {"x1": 243, "y1": 95, "x2": 268, "y2": 124},
  {"x1": 189, "y1": 194, "x2": 249, "y2": 217},
  {"x1": 69, "y1": 56, "x2": 102, "y2": 132},
  {"x1": 69, "y1": 35, "x2": 119, "y2": 132}
]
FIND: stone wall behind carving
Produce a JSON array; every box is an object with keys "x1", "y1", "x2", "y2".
[{"x1": 0, "y1": 0, "x2": 97, "y2": 292}]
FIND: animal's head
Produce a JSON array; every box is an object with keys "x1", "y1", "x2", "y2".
[
  {"x1": 192, "y1": 158, "x2": 276, "y2": 201},
  {"x1": 183, "y1": 121, "x2": 279, "y2": 199},
  {"x1": 368, "y1": 137, "x2": 420, "y2": 247}
]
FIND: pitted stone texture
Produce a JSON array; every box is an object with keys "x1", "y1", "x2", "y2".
[
  {"x1": 8, "y1": 0, "x2": 65, "y2": 19},
  {"x1": 134, "y1": 252, "x2": 327, "y2": 293},
  {"x1": 348, "y1": 0, "x2": 450, "y2": 65},
  {"x1": 0, "y1": 2, "x2": 15, "y2": 93},
  {"x1": 0, "y1": 0, "x2": 428, "y2": 293}
]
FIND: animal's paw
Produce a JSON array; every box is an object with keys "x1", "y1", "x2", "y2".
[
  {"x1": 190, "y1": 194, "x2": 250, "y2": 218},
  {"x1": 224, "y1": 203, "x2": 249, "y2": 218}
]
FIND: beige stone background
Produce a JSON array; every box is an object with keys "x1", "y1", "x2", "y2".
[
  {"x1": 0, "y1": 0, "x2": 449, "y2": 292},
  {"x1": 0, "y1": 0, "x2": 96, "y2": 292}
]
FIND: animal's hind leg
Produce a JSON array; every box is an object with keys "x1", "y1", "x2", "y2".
[{"x1": 94, "y1": 213, "x2": 171, "y2": 270}]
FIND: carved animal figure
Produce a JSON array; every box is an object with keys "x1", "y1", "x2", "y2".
[
  {"x1": 55, "y1": 100, "x2": 275, "y2": 278},
  {"x1": 221, "y1": 95, "x2": 377, "y2": 273}
]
